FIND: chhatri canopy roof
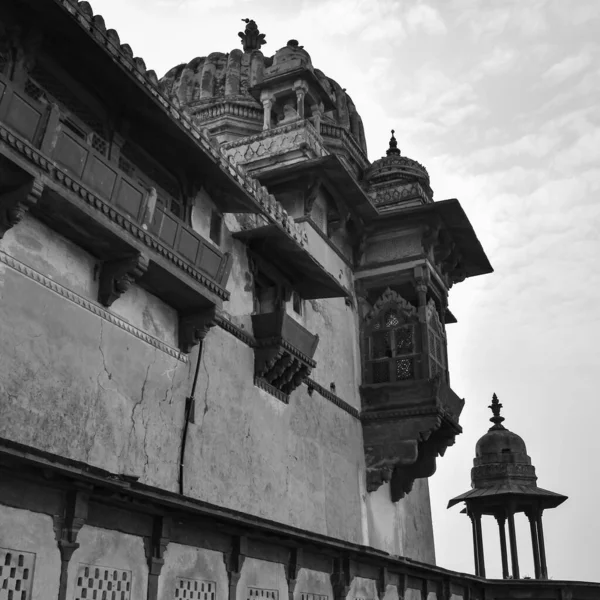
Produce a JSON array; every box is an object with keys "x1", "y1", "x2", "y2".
[{"x1": 448, "y1": 394, "x2": 567, "y2": 513}]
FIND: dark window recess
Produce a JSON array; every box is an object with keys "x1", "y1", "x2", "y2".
[
  {"x1": 24, "y1": 78, "x2": 45, "y2": 102},
  {"x1": 292, "y1": 290, "x2": 303, "y2": 315},
  {"x1": 209, "y1": 211, "x2": 222, "y2": 245},
  {"x1": 63, "y1": 118, "x2": 86, "y2": 140},
  {"x1": 0, "y1": 50, "x2": 9, "y2": 75},
  {"x1": 253, "y1": 269, "x2": 289, "y2": 315}
]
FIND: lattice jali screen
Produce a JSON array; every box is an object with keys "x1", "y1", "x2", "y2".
[
  {"x1": 300, "y1": 593, "x2": 328, "y2": 600},
  {"x1": 73, "y1": 564, "x2": 131, "y2": 600},
  {"x1": 0, "y1": 548, "x2": 35, "y2": 600},
  {"x1": 174, "y1": 578, "x2": 216, "y2": 600},
  {"x1": 248, "y1": 587, "x2": 278, "y2": 600}
]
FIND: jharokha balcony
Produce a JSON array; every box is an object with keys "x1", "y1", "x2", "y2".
[
  {"x1": 0, "y1": 71, "x2": 235, "y2": 352},
  {"x1": 251, "y1": 309, "x2": 319, "y2": 403}
]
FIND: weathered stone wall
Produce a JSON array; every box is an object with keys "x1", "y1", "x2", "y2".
[{"x1": 0, "y1": 203, "x2": 435, "y2": 559}]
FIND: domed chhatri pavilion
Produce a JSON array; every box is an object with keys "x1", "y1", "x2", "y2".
[{"x1": 449, "y1": 395, "x2": 567, "y2": 580}]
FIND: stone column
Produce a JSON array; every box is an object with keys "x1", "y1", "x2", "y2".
[
  {"x1": 261, "y1": 96, "x2": 273, "y2": 130},
  {"x1": 469, "y1": 511, "x2": 480, "y2": 576},
  {"x1": 526, "y1": 511, "x2": 541, "y2": 579},
  {"x1": 536, "y1": 511, "x2": 548, "y2": 579},
  {"x1": 293, "y1": 80, "x2": 308, "y2": 119},
  {"x1": 309, "y1": 102, "x2": 323, "y2": 134},
  {"x1": 495, "y1": 515, "x2": 510, "y2": 580},
  {"x1": 507, "y1": 509, "x2": 520, "y2": 579},
  {"x1": 473, "y1": 512, "x2": 486, "y2": 578}
]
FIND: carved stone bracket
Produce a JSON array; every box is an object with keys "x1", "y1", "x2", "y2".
[
  {"x1": 361, "y1": 378, "x2": 463, "y2": 501},
  {"x1": 144, "y1": 516, "x2": 171, "y2": 600},
  {"x1": 0, "y1": 177, "x2": 43, "y2": 238},
  {"x1": 98, "y1": 252, "x2": 149, "y2": 307},
  {"x1": 53, "y1": 486, "x2": 91, "y2": 600},
  {"x1": 285, "y1": 547, "x2": 302, "y2": 600},
  {"x1": 224, "y1": 535, "x2": 247, "y2": 600},
  {"x1": 179, "y1": 307, "x2": 217, "y2": 353},
  {"x1": 330, "y1": 557, "x2": 354, "y2": 600},
  {"x1": 377, "y1": 567, "x2": 390, "y2": 600},
  {"x1": 252, "y1": 310, "x2": 318, "y2": 397}
]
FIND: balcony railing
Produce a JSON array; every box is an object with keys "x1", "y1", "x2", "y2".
[{"x1": 0, "y1": 73, "x2": 232, "y2": 321}]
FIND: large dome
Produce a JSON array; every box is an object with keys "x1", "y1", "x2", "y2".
[{"x1": 159, "y1": 21, "x2": 367, "y2": 153}]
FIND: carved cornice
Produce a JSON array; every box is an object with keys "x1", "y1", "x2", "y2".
[
  {"x1": 254, "y1": 336, "x2": 317, "y2": 368},
  {"x1": 0, "y1": 249, "x2": 188, "y2": 362},
  {"x1": 254, "y1": 376, "x2": 290, "y2": 403},
  {"x1": 193, "y1": 101, "x2": 263, "y2": 123},
  {"x1": 305, "y1": 378, "x2": 360, "y2": 419}
]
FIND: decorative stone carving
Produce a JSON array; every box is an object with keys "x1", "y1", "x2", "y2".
[
  {"x1": 285, "y1": 548, "x2": 302, "y2": 600},
  {"x1": 53, "y1": 486, "x2": 91, "y2": 600},
  {"x1": 144, "y1": 516, "x2": 171, "y2": 600},
  {"x1": 252, "y1": 310, "x2": 318, "y2": 398},
  {"x1": 0, "y1": 177, "x2": 43, "y2": 238},
  {"x1": 361, "y1": 289, "x2": 463, "y2": 500},
  {"x1": 224, "y1": 536, "x2": 247, "y2": 600},
  {"x1": 98, "y1": 253, "x2": 150, "y2": 307},
  {"x1": 179, "y1": 307, "x2": 218, "y2": 353},
  {"x1": 238, "y1": 19, "x2": 266, "y2": 53}
]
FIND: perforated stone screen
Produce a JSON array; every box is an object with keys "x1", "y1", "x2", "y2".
[
  {"x1": 73, "y1": 564, "x2": 131, "y2": 600},
  {"x1": 248, "y1": 587, "x2": 278, "y2": 600},
  {"x1": 0, "y1": 547, "x2": 35, "y2": 600},
  {"x1": 174, "y1": 578, "x2": 216, "y2": 600}
]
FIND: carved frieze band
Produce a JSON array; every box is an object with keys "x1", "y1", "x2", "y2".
[
  {"x1": 0, "y1": 250, "x2": 187, "y2": 363},
  {"x1": 305, "y1": 378, "x2": 360, "y2": 419}
]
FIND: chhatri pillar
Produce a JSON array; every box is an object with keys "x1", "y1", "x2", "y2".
[{"x1": 448, "y1": 394, "x2": 567, "y2": 580}]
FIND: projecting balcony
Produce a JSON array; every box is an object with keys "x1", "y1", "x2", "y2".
[
  {"x1": 252, "y1": 309, "x2": 319, "y2": 402},
  {"x1": 0, "y1": 73, "x2": 232, "y2": 348}
]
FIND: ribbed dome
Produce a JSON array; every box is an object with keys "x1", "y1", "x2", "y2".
[
  {"x1": 364, "y1": 130, "x2": 432, "y2": 199},
  {"x1": 159, "y1": 22, "x2": 367, "y2": 153}
]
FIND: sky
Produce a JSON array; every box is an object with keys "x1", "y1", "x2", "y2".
[{"x1": 88, "y1": 0, "x2": 600, "y2": 582}]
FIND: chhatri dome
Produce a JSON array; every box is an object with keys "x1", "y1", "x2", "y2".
[
  {"x1": 160, "y1": 19, "x2": 368, "y2": 152},
  {"x1": 448, "y1": 394, "x2": 567, "y2": 581}
]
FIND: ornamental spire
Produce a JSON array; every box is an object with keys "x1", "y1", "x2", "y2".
[
  {"x1": 238, "y1": 18, "x2": 267, "y2": 53},
  {"x1": 386, "y1": 129, "x2": 401, "y2": 156},
  {"x1": 489, "y1": 393, "x2": 505, "y2": 429}
]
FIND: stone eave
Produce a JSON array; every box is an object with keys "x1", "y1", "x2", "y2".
[
  {"x1": 37, "y1": 0, "x2": 268, "y2": 214},
  {"x1": 256, "y1": 154, "x2": 378, "y2": 221},
  {"x1": 233, "y1": 224, "x2": 349, "y2": 299},
  {"x1": 369, "y1": 199, "x2": 493, "y2": 279}
]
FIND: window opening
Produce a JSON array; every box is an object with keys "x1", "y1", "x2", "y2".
[
  {"x1": 209, "y1": 210, "x2": 223, "y2": 245},
  {"x1": 292, "y1": 290, "x2": 303, "y2": 315},
  {"x1": 366, "y1": 307, "x2": 418, "y2": 384}
]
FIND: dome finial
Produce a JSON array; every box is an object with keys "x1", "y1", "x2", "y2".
[
  {"x1": 489, "y1": 393, "x2": 505, "y2": 429},
  {"x1": 238, "y1": 18, "x2": 267, "y2": 53},
  {"x1": 386, "y1": 129, "x2": 401, "y2": 156}
]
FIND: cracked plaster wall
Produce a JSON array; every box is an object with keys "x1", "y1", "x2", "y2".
[{"x1": 0, "y1": 206, "x2": 435, "y2": 560}]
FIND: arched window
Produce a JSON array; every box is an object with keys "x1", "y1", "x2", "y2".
[{"x1": 364, "y1": 291, "x2": 420, "y2": 384}]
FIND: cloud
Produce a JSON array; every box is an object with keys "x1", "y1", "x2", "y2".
[
  {"x1": 543, "y1": 49, "x2": 595, "y2": 84},
  {"x1": 406, "y1": 4, "x2": 447, "y2": 35}
]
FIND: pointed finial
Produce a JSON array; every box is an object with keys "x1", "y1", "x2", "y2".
[
  {"x1": 238, "y1": 18, "x2": 267, "y2": 53},
  {"x1": 489, "y1": 393, "x2": 505, "y2": 429},
  {"x1": 386, "y1": 129, "x2": 400, "y2": 156}
]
